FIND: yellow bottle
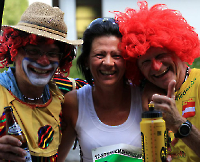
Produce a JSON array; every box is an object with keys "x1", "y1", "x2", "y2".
[{"x1": 140, "y1": 104, "x2": 167, "y2": 162}]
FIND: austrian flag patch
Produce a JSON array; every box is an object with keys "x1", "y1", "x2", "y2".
[{"x1": 182, "y1": 98, "x2": 196, "y2": 118}]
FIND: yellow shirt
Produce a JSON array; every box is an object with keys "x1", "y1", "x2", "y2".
[
  {"x1": 0, "y1": 84, "x2": 63, "y2": 157},
  {"x1": 169, "y1": 68, "x2": 200, "y2": 161}
]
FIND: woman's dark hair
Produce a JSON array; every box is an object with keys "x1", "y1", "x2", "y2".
[{"x1": 77, "y1": 18, "x2": 122, "y2": 85}]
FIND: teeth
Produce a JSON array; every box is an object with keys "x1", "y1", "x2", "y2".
[
  {"x1": 101, "y1": 70, "x2": 115, "y2": 75},
  {"x1": 33, "y1": 68, "x2": 48, "y2": 74},
  {"x1": 154, "y1": 68, "x2": 169, "y2": 77},
  {"x1": 155, "y1": 70, "x2": 166, "y2": 77}
]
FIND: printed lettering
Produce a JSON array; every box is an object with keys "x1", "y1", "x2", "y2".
[{"x1": 176, "y1": 78, "x2": 196, "y2": 101}]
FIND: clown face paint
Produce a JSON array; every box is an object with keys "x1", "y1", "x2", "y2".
[
  {"x1": 22, "y1": 57, "x2": 58, "y2": 87},
  {"x1": 137, "y1": 47, "x2": 186, "y2": 90}
]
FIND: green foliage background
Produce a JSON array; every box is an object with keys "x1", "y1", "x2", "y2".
[
  {"x1": 2, "y1": 0, "x2": 28, "y2": 26},
  {"x1": 189, "y1": 57, "x2": 200, "y2": 69},
  {"x1": 68, "y1": 47, "x2": 84, "y2": 79}
]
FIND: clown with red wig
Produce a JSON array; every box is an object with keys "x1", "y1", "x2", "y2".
[
  {"x1": 114, "y1": 1, "x2": 200, "y2": 161},
  {"x1": 0, "y1": 2, "x2": 87, "y2": 161}
]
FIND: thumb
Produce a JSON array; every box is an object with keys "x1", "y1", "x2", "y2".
[{"x1": 167, "y1": 80, "x2": 176, "y2": 99}]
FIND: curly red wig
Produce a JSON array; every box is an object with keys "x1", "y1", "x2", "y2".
[
  {"x1": 113, "y1": 1, "x2": 200, "y2": 85},
  {"x1": 0, "y1": 27, "x2": 75, "y2": 77}
]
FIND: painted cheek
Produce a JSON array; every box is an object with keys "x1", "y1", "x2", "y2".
[
  {"x1": 36, "y1": 55, "x2": 50, "y2": 65},
  {"x1": 151, "y1": 59, "x2": 162, "y2": 71}
]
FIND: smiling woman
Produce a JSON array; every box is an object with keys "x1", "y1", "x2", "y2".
[
  {"x1": 88, "y1": 35, "x2": 125, "y2": 87},
  {"x1": 57, "y1": 18, "x2": 143, "y2": 162}
]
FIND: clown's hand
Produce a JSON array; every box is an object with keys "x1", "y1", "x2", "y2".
[{"x1": 152, "y1": 80, "x2": 185, "y2": 131}]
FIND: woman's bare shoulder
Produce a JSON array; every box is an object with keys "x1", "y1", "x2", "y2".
[
  {"x1": 62, "y1": 90, "x2": 78, "y2": 122},
  {"x1": 64, "y1": 90, "x2": 77, "y2": 104}
]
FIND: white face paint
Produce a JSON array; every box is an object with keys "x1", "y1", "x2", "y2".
[{"x1": 22, "y1": 57, "x2": 58, "y2": 87}]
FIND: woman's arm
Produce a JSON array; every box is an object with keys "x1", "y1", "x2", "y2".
[{"x1": 57, "y1": 90, "x2": 78, "y2": 162}]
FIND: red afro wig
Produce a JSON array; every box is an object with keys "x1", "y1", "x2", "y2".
[
  {"x1": 0, "y1": 27, "x2": 75, "y2": 77},
  {"x1": 113, "y1": 1, "x2": 200, "y2": 85}
]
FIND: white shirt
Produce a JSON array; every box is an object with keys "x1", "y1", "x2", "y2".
[{"x1": 75, "y1": 84, "x2": 142, "y2": 162}]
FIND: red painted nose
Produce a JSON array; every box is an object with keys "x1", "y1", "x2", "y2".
[
  {"x1": 151, "y1": 59, "x2": 162, "y2": 71},
  {"x1": 36, "y1": 55, "x2": 50, "y2": 66}
]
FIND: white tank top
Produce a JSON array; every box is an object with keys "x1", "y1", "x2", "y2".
[{"x1": 75, "y1": 84, "x2": 142, "y2": 162}]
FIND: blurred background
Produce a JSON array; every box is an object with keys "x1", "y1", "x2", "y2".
[
  {"x1": 2, "y1": 0, "x2": 200, "y2": 80},
  {"x1": 1, "y1": 0, "x2": 200, "y2": 161}
]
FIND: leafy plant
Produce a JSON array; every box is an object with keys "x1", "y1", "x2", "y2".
[{"x1": 2, "y1": 0, "x2": 28, "y2": 25}]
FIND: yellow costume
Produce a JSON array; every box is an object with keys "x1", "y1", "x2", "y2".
[
  {"x1": 0, "y1": 68, "x2": 87, "y2": 161},
  {"x1": 169, "y1": 68, "x2": 200, "y2": 161},
  {"x1": 0, "y1": 83, "x2": 63, "y2": 161}
]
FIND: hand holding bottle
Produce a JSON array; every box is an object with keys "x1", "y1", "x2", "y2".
[
  {"x1": 0, "y1": 135, "x2": 27, "y2": 162},
  {"x1": 1, "y1": 106, "x2": 32, "y2": 162},
  {"x1": 152, "y1": 80, "x2": 186, "y2": 132}
]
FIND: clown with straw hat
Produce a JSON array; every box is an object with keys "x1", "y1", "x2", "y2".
[{"x1": 0, "y1": 2, "x2": 83, "y2": 161}]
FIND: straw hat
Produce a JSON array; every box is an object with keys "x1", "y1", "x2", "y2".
[{"x1": 2, "y1": 2, "x2": 82, "y2": 45}]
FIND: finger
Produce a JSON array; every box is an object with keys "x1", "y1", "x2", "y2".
[
  {"x1": 0, "y1": 135, "x2": 22, "y2": 146},
  {"x1": 0, "y1": 152, "x2": 26, "y2": 162},
  {"x1": 149, "y1": 100, "x2": 154, "y2": 105},
  {"x1": 0, "y1": 143, "x2": 27, "y2": 156},
  {"x1": 153, "y1": 102, "x2": 171, "y2": 113},
  {"x1": 0, "y1": 136, "x2": 27, "y2": 158},
  {"x1": 167, "y1": 80, "x2": 176, "y2": 99},
  {"x1": 152, "y1": 94, "x2": 171, "y2": 105}
]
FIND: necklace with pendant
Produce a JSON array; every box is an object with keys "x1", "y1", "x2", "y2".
[
  {"x1": 175, "y1": 66, "x2": 190, "y2": 99},
  {"x1": 23, "y1": 94, "x2": 43, "y2": 101},
  {"x1": 183, "y1": 66, "x2": 190, "y2": 84}
]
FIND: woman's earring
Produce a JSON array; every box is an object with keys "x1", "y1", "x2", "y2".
[{"x1": 85, "y1": 67, "x2": 89, "y2": 70}]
